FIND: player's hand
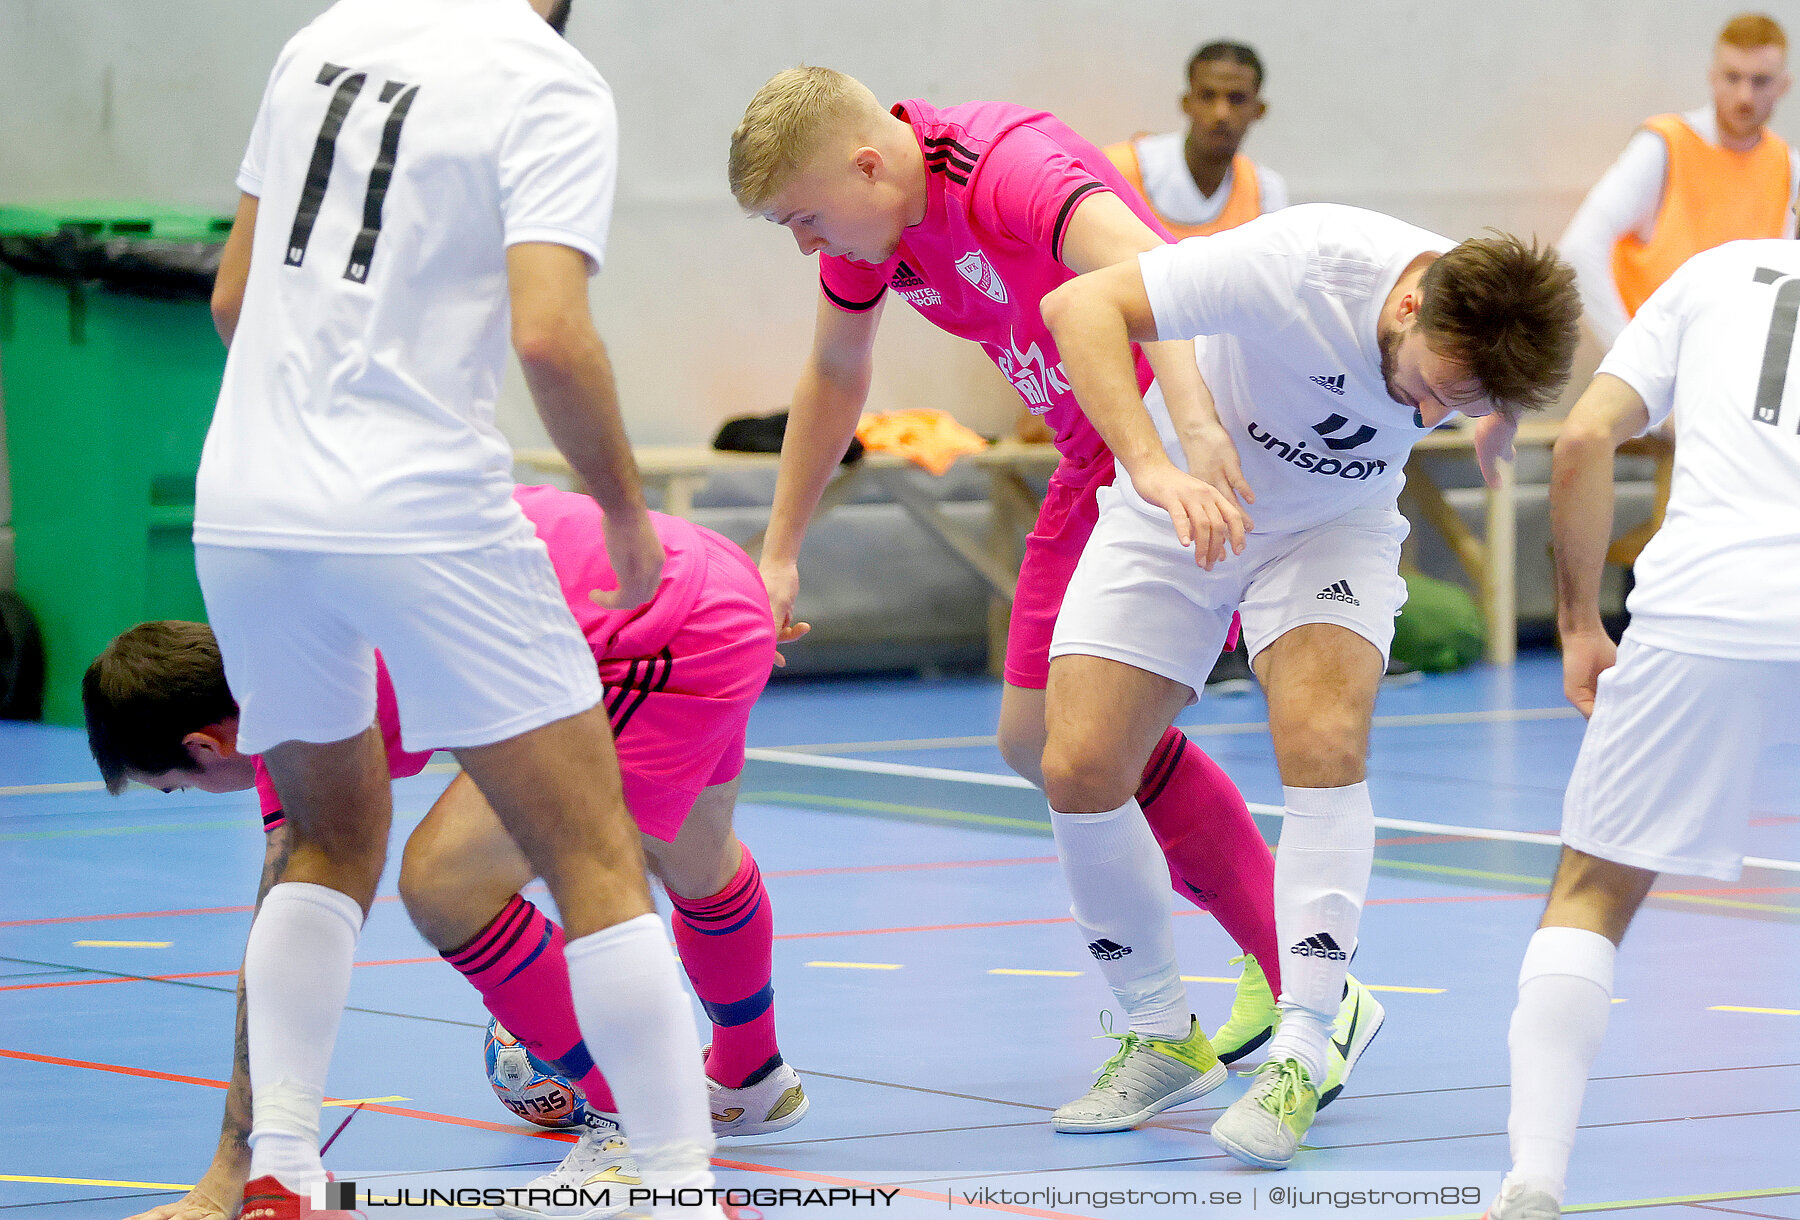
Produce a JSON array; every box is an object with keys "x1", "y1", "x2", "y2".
[
  {"x1": 759, "y1": 558, "x2": 810, "y2": 668},
  {"x1": 122, "y1": 1180, "x2": 235, "y2": 1220},
  {"x1": 591, "y1": 509, "x2": 665, "y2": 610},
  {"x1": 1175, "y1": 419, "x2": 1255, "y2": 510},
  {"x1": 1131, "y1": 461, "x2": 1251, "y2": 569},
  {"x1": 1559, "y1": 626, "x2": 1616, "y2": 719},
  {"x1": 1474, "y1": 412, "x2": 1518, "y2": 489}
]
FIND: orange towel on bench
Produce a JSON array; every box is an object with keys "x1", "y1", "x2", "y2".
[{"x1": 854, "y1": 409, "x2": 988, "y2": 476}]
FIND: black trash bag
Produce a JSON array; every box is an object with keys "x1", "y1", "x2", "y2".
[
  {"x1": 0, "y1": 590, "x2": 45, "y2": 721},
  {"x1": 713, "y1": 410, "x2": 864, "y2": 465},
  {"x1": 0, "y1": 228, "x2": 224, "y2": 302}
]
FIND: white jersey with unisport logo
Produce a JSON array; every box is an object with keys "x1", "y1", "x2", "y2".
[
  {"x1": 1598, "y1": 238, "x2": 1800, "y2": 661},
  {"x1": 195, "y1": 0, "x2": 617, "y2": 554},
  {"x1": 1129, "y1": 204, "x2": 1454, "y2": 534}
]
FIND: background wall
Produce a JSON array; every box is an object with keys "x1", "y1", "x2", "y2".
[{"x1": 7, "y1": 0, "x2": 1798, "y2": 450}]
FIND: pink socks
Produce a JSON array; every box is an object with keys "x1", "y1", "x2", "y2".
[
  {"x1": 1136, "y1": 726, "x2": 1282, "y2": 998},
  {"x1": 441, "y1": 894, "x2": 618, "y2": 1112},
  {"x1": 444, "y1": 847, "x2": 781, "y2": 1103},
  {"x1": 669, "y1": 847, "x2": 781, "y2": 1089}
]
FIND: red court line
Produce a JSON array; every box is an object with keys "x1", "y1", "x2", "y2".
[
  {"x1": 3, "y1": 1047, "x2": 1088, "y2": 1218},
  {"x1": 0, "y1": 893, "x2": 404, "y2": 930},
  {"x1": 0, "y1": 861, "x2": 1061, "y2": 930}
]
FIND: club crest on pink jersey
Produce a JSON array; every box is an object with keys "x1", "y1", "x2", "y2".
[{"x1": 955, "y1": 251, "x2": 1008, "y2": 304}]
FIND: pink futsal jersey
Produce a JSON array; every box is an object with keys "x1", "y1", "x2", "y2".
[
  {"x1": 256, "y1": 484, "x2": 713, "y2": 826},
  {"x1": 820, "y1": 100, "x2": 1168, "y2": 468}
]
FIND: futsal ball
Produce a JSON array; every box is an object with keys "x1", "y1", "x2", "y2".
[{"x1": 483, "y1": 1017, "x2": 587, "y2": 1129}]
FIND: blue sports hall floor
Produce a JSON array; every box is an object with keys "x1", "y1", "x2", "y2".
[{"x1": 3, "y1": 651, "x2": 1796, "y2": 1219}]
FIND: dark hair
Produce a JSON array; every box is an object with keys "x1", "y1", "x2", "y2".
[
  {"x1": 547, "y1": 0, "x2": 574, "y2": 36},
  {"x1": 83, "y1": 621, "x2": 238, "y2": 795},
  {"x1": 1188, "y1": 40, "x2": 1265, "y2": 92},
  {"x1": 1416, "y1": 232, "x2": 1581, "y2": 417}
]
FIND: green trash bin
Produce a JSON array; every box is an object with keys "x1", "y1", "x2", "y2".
[{"x1": 0, "y1": 201, "x2": 233, "y2": 725}]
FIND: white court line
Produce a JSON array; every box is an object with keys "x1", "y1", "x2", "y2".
[
  {"x1": 745, "y1": 747, "x2": 1036, "y2": 789},
  {"x1": 0, "y1": 709, "x2": 1580, "y2": 794},
  {"x1": 764, "y1": 704, "x2": 1585, "y2": 754},
  {"x1": 11, "y1": 743, "x2": 1797, "y2": 876},
  {"x1": 0, "y1": 780, "x2": 108, "y2": 796},
  {"x1": 744, "y1": 748, "x2": 1800, "y2": 875},
  {"x1": 0, "y1": 759, "x2": 460, "y2": 799}
]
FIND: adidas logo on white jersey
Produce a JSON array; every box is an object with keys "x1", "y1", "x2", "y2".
[{"x1": 1309, "y1": 373, "x2": 1346, "y2": 395}]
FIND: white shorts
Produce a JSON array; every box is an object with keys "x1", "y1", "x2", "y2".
[
  {"x1": 1561, "y1": 637, "x2": 1800, "y2": 881},
  {"x1": 196, "y1": 528, "x2": 603, "y2": 755},
  {"x1": 1049, "y1": 485, "x2": 1410, "y2": 697}
]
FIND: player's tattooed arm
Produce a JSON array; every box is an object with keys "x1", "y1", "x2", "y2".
[{"x1": 122, "y1": 824, "x2": 291, "y2": 1220}]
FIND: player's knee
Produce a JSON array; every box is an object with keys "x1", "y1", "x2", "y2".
[
  {"x1": 1270, "y1": 713, "x2": 1366, "y2": 786},
  {"x1": 1041, "y1": 735, "x2": 1138, "y2": 814},
  {"x1": 397, "y1": 840, "x2": 457, "y2": 933},
  {"x1": 996, "y1": 723, "x2": 1046, "y2": 785}
]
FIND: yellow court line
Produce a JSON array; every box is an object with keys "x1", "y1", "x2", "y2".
[
  {"x1": 72, "y1": 940, "x2": 171, "y2": 948},
  {"x1": 1710, "y1": 1005, "x2": 1800, "y2": 1016},
  {"x1": 323, "y1": 1094, "x2": 409, "y2": 1106},
  {"x1": 806, "y1": 960, "x2": 902, "y2": 970},
  {"x1": 0, "y1": 1174, "x2": 191, "y2": 1189},
  {"x1": 990, "y1": 968, "x2": 1083, "y2": 977},
  {"x1": 1180, "y1": 974, "x2": 1442, "y2": 994}
]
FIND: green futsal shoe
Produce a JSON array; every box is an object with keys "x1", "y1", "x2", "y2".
[
  {"x1": 1209, "y1": 954, "x2": 1278, "y2": 1066},
  {"x1": 1319, "y1": 973, "x2": 1385, "y2": 1107},
  {"x1": 1053, "y1": 1014, "x2": 1228, "y2": 1133},
  {"x1": 1211, "y1": 1056, "x2": 1318, "y2": 1169}
]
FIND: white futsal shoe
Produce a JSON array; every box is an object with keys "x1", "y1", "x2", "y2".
[{"x1": 494, "y1": 1112, "x2": 638, "y2": 1220}]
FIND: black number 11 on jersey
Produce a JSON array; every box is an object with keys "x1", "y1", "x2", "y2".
[{"x1": 286, "y1": 62, "x2": 420, "y2": 284}]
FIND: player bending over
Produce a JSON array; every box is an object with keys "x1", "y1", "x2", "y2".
[
  {"x1": 1039, "y1": 204, "x2": 1578, "y2": 1167},
  {"x1": 87, "y1": 487, "x2": 798, "y2": 1220},
  {"x1": 730, "y1": 67, "x2": 1378, "y2": 1132}
]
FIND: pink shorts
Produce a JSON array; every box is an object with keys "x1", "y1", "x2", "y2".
[
  {"x1": 600, "y1": 531, "x2": 777, "y2": 842},
  {"x1": 1003, "y1": 456, "x2": 1240, "y2": 690},
  {"x1": 1004, "y1": 458, "x2": 1113, "y2": 689}
]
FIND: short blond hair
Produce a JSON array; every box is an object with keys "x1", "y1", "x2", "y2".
[
  {"x1": 1719, "y1": 12, "x2": 1787, "y2": 53},
  {"x1": 729, "y1": 66, "x2": 882, "y2": 211}
]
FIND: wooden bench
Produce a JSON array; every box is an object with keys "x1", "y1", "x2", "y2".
[{"x1": 522, "y1": 424, "x2": 1654, "y2": 671}]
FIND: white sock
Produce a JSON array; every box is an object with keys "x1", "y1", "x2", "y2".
[
  {"x1": 244, "y1": 882, "x2": 363, "y2": 1192},
  {"x1": 564, "y1": 913, "x2": 716, "y2": 1189},
  {"x1": 1265, "y1": 783, "x2": 1374, "y2": 1084},
  {"x1": 1050, "y1": 799, "x2": 1190, "y2": 1040},
  {"x1": 1506, "y1": 925, "x2": 1616, "y2": 1202}
]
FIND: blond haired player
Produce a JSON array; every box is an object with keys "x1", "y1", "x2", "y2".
[{"x1": 728, "y1": 66, "x2": 1385, "y2": 1135}]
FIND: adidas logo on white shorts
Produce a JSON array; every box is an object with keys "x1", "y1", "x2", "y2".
[{"x1": 1316, "y1": 580, "x2": 1360, "y2": 606}]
